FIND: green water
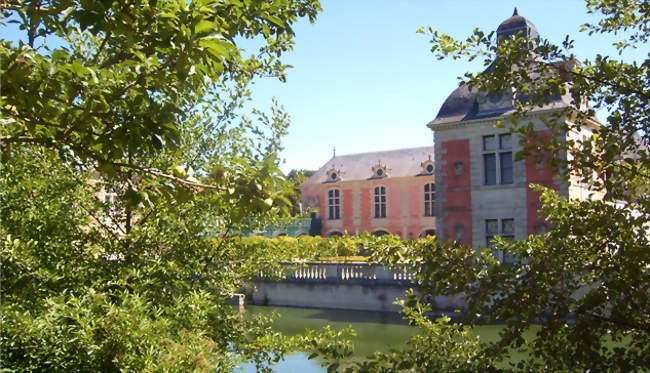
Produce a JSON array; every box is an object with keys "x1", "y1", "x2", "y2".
[
  {"x1": 237, "y1": 305, "x2": 521, "y2": 372},
  {"x1": 245, "y1": 305, "x2": 421, "y2": 358}
]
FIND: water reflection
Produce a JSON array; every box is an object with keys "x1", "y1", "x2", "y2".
[
  {"x1": 236, "y1": 305, "x2": 536, "y2": 372},
  {"x1": 304, "y1": 308, "x2": 408, "y2": 325},
  {"x1": 237, "y1": 305, "x2": 418, "y2": 372}
]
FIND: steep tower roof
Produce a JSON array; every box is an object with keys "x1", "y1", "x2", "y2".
[
  {"x1": 496, "y1": 8, "x2": 539, "y2": 42},
  {"x1": 429, "y1": 10, "x2": 568, "y2": 128}
]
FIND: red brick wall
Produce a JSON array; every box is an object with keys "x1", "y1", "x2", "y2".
[
  {"x1": 342, "y1": 188, "x2": 354, "y2": 234},
  {"x1": 409, "y1": 184, "x2": 420, "y2": 217},
  {"x1": 388, "y1": 185, "x2": 401, "y2": 235},
  {"x1": 359, "y1": 187, "x2": 371, "y2": 233},
  {"x1": 302, "y1": 176, "x2": 434, "y2": 239},
  {"x1": 441, "y1": 139, "x2": 472, "y2": 246},
  {"x1": 525, "y1": 130, "x2": 557, "y2": 234}
]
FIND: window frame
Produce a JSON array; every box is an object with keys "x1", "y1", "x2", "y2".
[
  {"x1": 373, "y1": 185, "x2": 387, "y2": 218},
  {"x1": 483, "y1": 134, "x2": 513, "y2": 185},
  {"x1": 424, "y1": 183, "x2": 435, "y2": 217},
  {"x1": 327, "y1": 189, "x2": 341, "y2": 220},
  {"x1": 486, "y1": 218, "x2": 516, "y2": 264}
]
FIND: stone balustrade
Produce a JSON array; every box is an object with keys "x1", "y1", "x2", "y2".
[{"x1": 259, "y1": 261, "x2": 416, "y2": 284}]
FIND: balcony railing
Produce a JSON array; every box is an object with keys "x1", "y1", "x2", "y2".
[{"x1": 259, "y1": 261, "x2": 416, "y2": 283}]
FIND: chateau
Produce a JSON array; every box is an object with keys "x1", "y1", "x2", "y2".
[{"x1": 301, "y1": 10, "x2": 599, "y2": 262}]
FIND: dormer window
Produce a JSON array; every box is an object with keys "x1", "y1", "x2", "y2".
[
  {"x1": 477, "y1": 89, "x2": 513, "y2": 114},
  {"x1": 325, "y1": 167, "x2": 342, "y2": 183},
  {"x1": 370, "y1": 161, "x2": 389, "y2": 179},
  {"x1": 420, "y1": 155, "x2": 435, "y2": 175}
]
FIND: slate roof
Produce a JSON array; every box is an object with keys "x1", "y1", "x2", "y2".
[
  {"x1": 496, "y1": 8, "x2": 539, "y2": 41},
  {"x1": 303, "y1": 146, "x2": 434, "y2": 184},
  {"x1": 429, "y1": 82, "x2": 572, "y2": 127},
  {"x1": 429, "y1": 10, "x2": 572, "y2": 127}
]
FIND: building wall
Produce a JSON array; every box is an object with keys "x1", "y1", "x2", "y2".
[
  {"x1": 301, "y1": 175, "x2": 436, "y2": 239},
  {"x1": 566, "y1": 122, "x2": 605, "y2": 202},
  {"x1": 433, "y1": 111, "x2": 569, "y2": 249},
  {"x1": 524, "y1": 129, "x2": 558, "y2": 235},
  {"x1": 436, "y1": 138, "x2": 473, "y2": 246}
]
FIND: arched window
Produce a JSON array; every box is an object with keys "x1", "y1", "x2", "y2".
[
  {"x1": 424, "y1": 183, "x2": 435, "y2": 217},
  {"x1": 374, "y1": 186, "x2": 386, "y2": 218},
  {"x1": 328, "y1": 189, "x2": 340, "y2": 220},
  {"x1": 328, "y1": 231, "x2": 343, "y2": 237},
  {"x1": 373, "y1": 230, "x2": 389, "y2": 237}
]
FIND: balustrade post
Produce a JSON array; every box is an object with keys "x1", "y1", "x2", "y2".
[
  {"x1": 325, "y1": 263, "x2": 338, "y2": 281},
  {"x1": 375, "y1": 265, "x2": 391, "y2": 281}
]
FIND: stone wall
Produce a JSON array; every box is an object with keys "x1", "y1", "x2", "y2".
[{"x1": 251, "y1": 262, "x2": 467, "y2": 313}]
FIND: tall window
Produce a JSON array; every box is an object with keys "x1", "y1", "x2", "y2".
[
  {"x1": 486, "y1": 218, "x2": 516, "y2": 263},
  {"x1": 483, "y1": 134, "x2": 513, "y2": 185},
  {"x1": 328, "y1": 189, "x2": 340, "y2": 220},
  {"x1": 374, "y1": 186, "x2": 386, "y2": 218},
  {"x1": 424, "y1": 183, "x2": 435, "y2": 217}
]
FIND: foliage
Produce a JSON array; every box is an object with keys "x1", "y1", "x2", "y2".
[
  {"x1": 287, "y1": 169, "x2": 317, "y2": 181},
  {"x1": 362, "y1": 192, "x2": 650, "y2": 371},
  {"x1": 234, "y1": 234, "x2": 368, "y2": 263},
  {"x1": 285, "y1": 169, "x2": 316, "y2": 216},
  {"x1": 349, "y1": 291, "x2": 496, "y2": 373},
  {"x1": 0, "y1": 0, "x2": 331, "y2": 371},
  {"x1": 1, "y1": 0, "x2": 319, "y2": 169}
]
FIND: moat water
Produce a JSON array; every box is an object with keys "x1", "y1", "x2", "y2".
[{"x1": 236, "y1": 305, "x2": 513, "y2": 372}]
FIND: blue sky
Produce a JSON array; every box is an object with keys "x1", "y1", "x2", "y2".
[{"x1": 243, "y1": 0, "x2": 647, "y2": 173}]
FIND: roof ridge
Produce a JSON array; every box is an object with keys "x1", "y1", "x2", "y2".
[{"x1": 331, "y1": 145, "x2": 433, "y2": 159}]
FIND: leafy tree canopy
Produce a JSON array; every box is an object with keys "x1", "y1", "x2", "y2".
[
  {"x1": 285, "y1": 168, "x2": 315, "y2": 215},
  {"x1": 0, "y1": 1, "x2": 368, "y2": 371}
]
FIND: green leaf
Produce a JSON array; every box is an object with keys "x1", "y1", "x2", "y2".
[
  {"x1": 327, "y1": 362, "x2": 339, "y2": 373},
  {"x1": 194, "y1": 20, "x2": 215, "y2": 36}
]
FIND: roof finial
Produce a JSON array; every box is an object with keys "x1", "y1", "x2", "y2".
[
  {"x1": 333, "y1": 147, "x2": 336, "y2": 157},
  {"x1": 513, "y1": 7, "x2": 518, "y2": 16}
]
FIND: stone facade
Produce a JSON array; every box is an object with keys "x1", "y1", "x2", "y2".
[{"x1": 432, "y1": 112, "x2": 566, "y2": 251}]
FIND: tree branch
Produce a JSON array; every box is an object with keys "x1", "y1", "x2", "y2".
[
  {"x1": 558, "y1": 65, "x2": 650, "y2": 102},
  {"x1": 580, "y1": 311, "x2": 650, "y2": 333},
  {"x1": 0, "y1": 136, "x2": 48, "y2": 145},
  {"x1": 111, "y1": 162, "x2": 222, "y2": 190},
  {"x1": 76, "y1": 201, "x2": 121, "y2": 241},
  {"x1": 2, "y1": 3, "x2": 61, "y2": 15},
  {"x1": 137, "y1": 208, "x2": 154, "y2": 228},
  {"x1": 202, "y1": 221, "x2": 234, "y2": 274},
  {"x1": 93, "y1": 32, "x2": 111, "y2": 64}
]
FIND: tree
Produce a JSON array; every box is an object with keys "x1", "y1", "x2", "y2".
[
  {"x1": 0, "y1": 1, "x2": 359, "y2": 371},
  {"x1": 313, "y1": 2, "x2": 649, "y2": 372},
  {"x1": 286, "y1": 169, "x2": 316, "y2": 216}
]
